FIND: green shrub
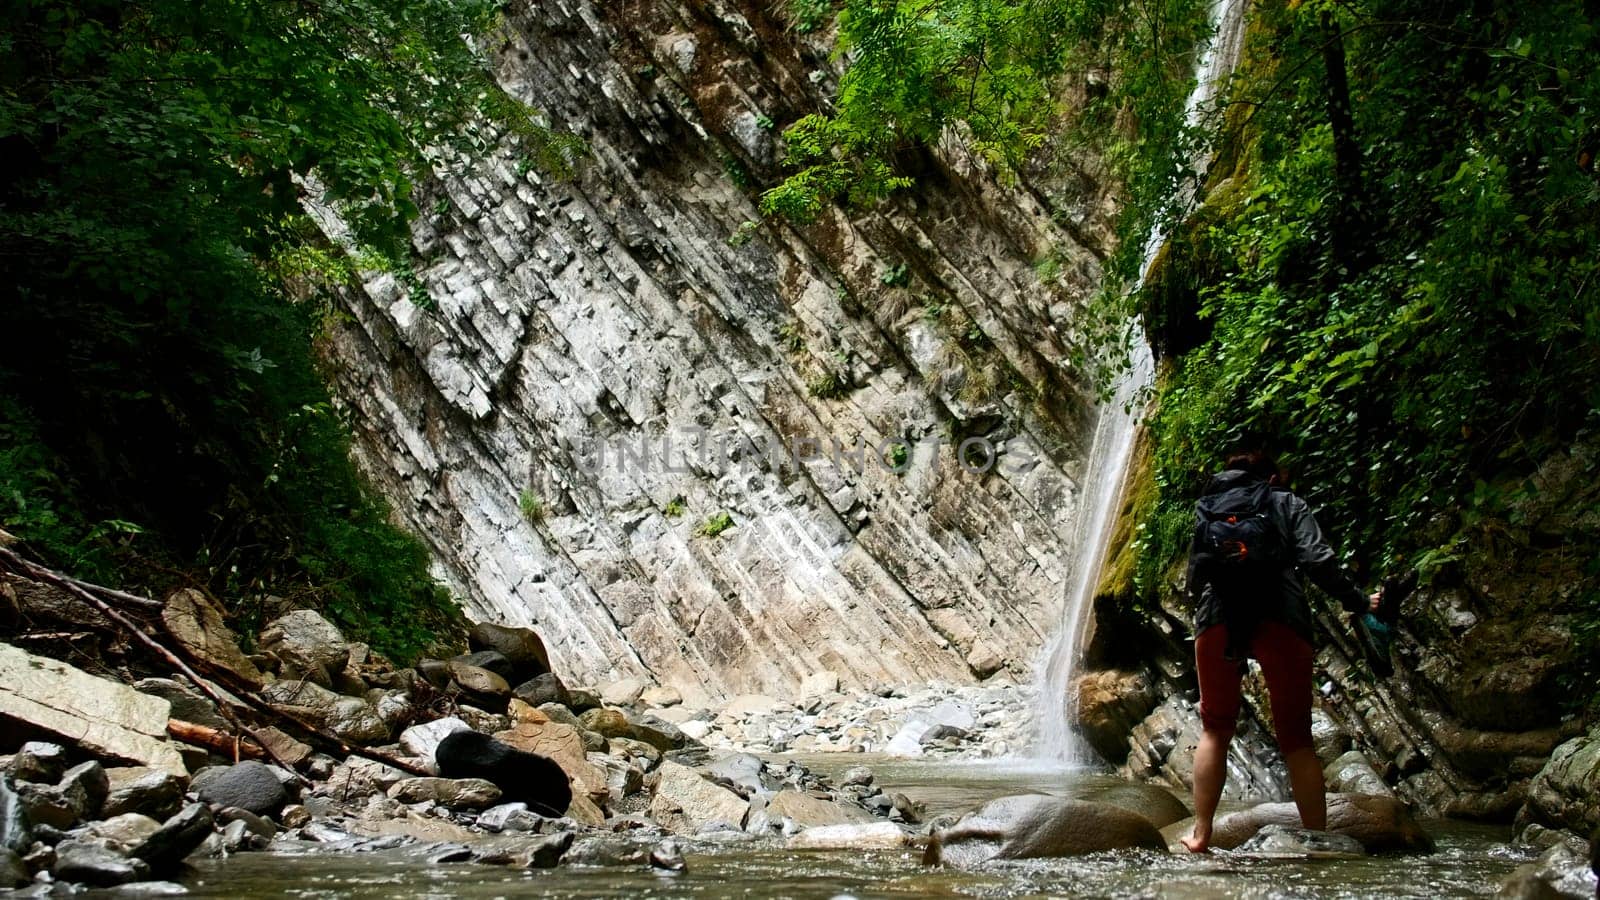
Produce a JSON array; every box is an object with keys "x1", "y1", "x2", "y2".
[{"x1": 697, "y1": 511, "x2": 735, "y2": 538}]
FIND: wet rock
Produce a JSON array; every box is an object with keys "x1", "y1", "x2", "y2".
[
  {"x1": 476, "y1": 802, "x2": 542, "y2": 833},
  {"x1": 54, "y1": 842, "x2": 149, "y2": 886},
  {"x1": 0, "y1": 643, "x2": 186, "y2": 777},
  {"x1": 82, "y1": 814, "x2": 162, "y2": 853},
  {"x1": 454, "y1": 651, "x2": 516, "y2": 682},
  {"x1": 767, "y1": 791, "x2": 872, "y2": 827},
  {"x1": 788, "y1": 822, "x2": 909, "y2": 850},
  {"x1": 1079, "y1": 782, "x2": 1190, "y2": 830},
  {"x1": 279, "y1": 804, "x2": 311, "y2": 829},
  {"x1": 191, "y1": 762, "x2": 288, "y2": 816},
  {"x1": 1325, "y1": 751, "x2": 1393, "y2": 797},
  {"x1": 648, "y1": 761, "x2": 748, "y2": 834},
  {"x1": 103, "y1": 768, "x2": 184, "y2": 821},
  {"x1": 467, "y1": 623, "x2": 550, "y2": 680},
  {"x1": 1500, "y1": 837, "x2": 1597, "y2": 899},
  {"x1": 0, "y1": 847, "x2": 27, "y2": 888},
  {"x1": 161, "y1": 589, "x2": 264, "y2": 686},
  {"x1": 19, "y1": 762, "x2": 108, "y2": 829},
  {"x1": 522, "y1": 831, "x2": 573, "y2": 869},
  {"x1": 649, "y1": 838, "x2": 685, "y2": 871},
  {"x1": 704, "y1": 753, "x2": 767, "y2": 798},
  {"x1": 1073, "y1": 670, "x2": 1158, "y2": 764},
  {"x1": 387, "y1": 777, "x2": 502, "y2": 810},
  {"x1": 259, "y1": 610, "x2": 350, "y2": 678},
  {"x1": 219, "y1": 819, "x2": 264, "y2": 853},
  {"x1": 130, "y1": 803, "x2": 214, "y2": 873},
  {"x1": 1, "y1": 779, "x2": 32, "y2": 853},
  {"x1": 436, "y1": 731, "x2": 573, "y2": 817},
  {"x1": 890, "y1": 792, "x2": 923, "y2": 824},
  {"x1": 1236, "y1": 824, "x2": 1365, "y2": 858},
  {"x1": 1196, "y1": 793, "x2": 1433, "y2": 853},
  {"x1": 9, "y1": 743, "x2": 67, "y2": 785},
  {"x1": 514, "y1": 674, "x2": 570, "y2": 709},
  {"x1": 398, "y1": 717, "x2": 471, "y2": 766},
  {"x1": 926, "y1": 795, "x2": 1166, "y2": 866},
  {"x1": 1311, "y1": 708, "x2": 1353, "y2": 761},
  {"x1": 600, "y1": 678, "x2": 647, "y2": 707},
  {"x1": 260, "y1": 680, "x2": 389, "y2": 744},
  {"x1": 108, "y1": 880, "x2": 191, "y2": 896},
  {"x1": 565, "y1": 836, "x2": 651, "y2": 866},
  {"x1": 1520, "y1": 726, "x2": 1600, "y2": 839},
  {"x1": 885, "y1": 701, "x2": 976, "y2": 756},
  {"x1": 133, "y1": 679, "x2": 227, "y2": 732}
]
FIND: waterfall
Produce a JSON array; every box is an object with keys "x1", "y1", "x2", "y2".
[{"x1": 1032, "y1": 0, "x2": 1251, "y2": 762}]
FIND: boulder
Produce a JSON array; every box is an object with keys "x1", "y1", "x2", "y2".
[
  {"x1": 566, "y1": 688, "x2": 602, "y2": 713},
  {"x1": 436, "y1": 731, "x2": 573, "y2": 818},
  {"x1": 467, "y1": 623, "x2": 550, "y2": 679},
  {"x1": 0, "y1": 777, "x2": 30, "y2": 852},
  {"x1": 1072, "y1": 670, "x2": 1158, "y2": 764},
  {"x1": 323, "y1": 758, "x2": 407, "y2": 800},
  {"x1": 81, "y1": 813, "x2": 161, "y2": 853},
  {"x1": 767, "y1": 791, "x2": 873, "y2": 827},
  {"x1": 387, "y1": 777, "x2": 502, "y2": 810},
  {"x1": 260, "y1": 680, "x2": 388, "y2": 744},
  {"x1": 53, "y1": 842, "x2": 148, "y2": 887},
  {"x1": 648, "y1": 761, "x2": 748, "y2": 834},
  {"x1": 0, "y1": 847, "x2": 26, "y2": 889},
  {"x1": 18, "y1": 761, "x2": 108, "y2": 828},
  {"x1": 799, "y1": 672, "x2": 840, "y2": 699},
  {"x1": 787, "y1": 822, "x2": 909, "y2": 850},
  {"x1": 924, "y1": 795, "x2": 1166, "y2": 866},
  {"x1": 704, "y1": 753, "x2": 769, "y2": 798},
  {"x1": 133, "y1": 678, "x2": 228, "y2": 731},
  {"x1": 9, "y1": 741, "x2": 67, "y2": 784},
  {"x1": 1499, "y1": 834, "x2": 1597, "y2": 899},
  {"x1": 514, "y1": 673, "x2": 570, "y2": 709},
  {"x1": 1235, "y1": 824, "x2": 1365, "y2": 858},
  {"x1": 102, "y1": 767, "x2": 184, "y2": 820},
  {"x1": 599, "y1": 678, "x2": 647, "y2": 707},
  {"x1": 399, "y1": 717, "x2": 471, "y2": 766},
  {"x1": 494, "y1": 707, "x2": 607, "y2": 802},
  {"x1": 1079, "y1": 782, "x2": 1190, "y2": 829},
  {"x1": 447, "y1": 662, "x2": 511, "y2": 710},
  {"x1": 258, "y1": 609, "x2": 350, "y2": 677},
  {"x1": 252, "y1": 726, "x2": 314, "y2": 768},
  {"x1": 1193, "y1": 793, "x2": 1433, "y2": 853},
  {"x1": 720, "y1": 694, "x2": 782, "y2": 719},
  {"x1": 640, "y1": 685, "x2": 681, "y2": 708},
  {"x1": 130, "y1": 802, "x2": 214, "y2": 873},
  {"x1": 0, "y1": 642, "x2": 186, "y2": 776},
  {"x1": 191, "y1": 761, "x2": 288, "y2": 816},
  {"x1": 159, "y1": 589, "x2": 264, "y2": 685},
  {"x1": 1520, "y1": 726, "x2": 1600, "y2": 839},
  {"x1": 885, "y1": 701, "x2": 977, "y2": 756},
  {"x1": 1311, "y1": 708, "x2": 1353, "y2": 761},
  {"x1": 453, "y1": 651, "x2": 516, "y2": 682}
]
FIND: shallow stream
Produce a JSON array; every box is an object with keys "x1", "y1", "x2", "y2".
[{"x1": 180, "y1": 756, "x2": 1530, "y2": 899}]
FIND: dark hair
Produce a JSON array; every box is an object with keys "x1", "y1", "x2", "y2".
[{"x1": 1224, "y1": 448, "x2": 1280, "y2": 480}]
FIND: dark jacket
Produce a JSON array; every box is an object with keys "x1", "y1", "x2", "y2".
[{"x1": 1186, "y1": 469, "x2": 1369, "y2": 645}]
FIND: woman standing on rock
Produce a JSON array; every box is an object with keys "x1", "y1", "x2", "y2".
[{"x1": 1179, "y1": 449, "x2": 1380, "y2": 854}]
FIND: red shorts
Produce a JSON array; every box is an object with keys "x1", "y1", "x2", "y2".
[{"x1": 1195, "y1": 619, "x2": 1314, "y2": 755}]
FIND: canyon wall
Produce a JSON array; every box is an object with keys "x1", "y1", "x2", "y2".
[{"x1": 320, "y1": 0, "x2": 1117, "y2": 703}]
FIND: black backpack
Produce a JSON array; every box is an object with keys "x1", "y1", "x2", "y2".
[{"x1": 1193, "y1": 479, "x2": 1287, "y2": 598}]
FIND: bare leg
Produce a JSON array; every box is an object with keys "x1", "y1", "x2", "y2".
[
  {"x1": 1181, "y1": 728, "x2": 1231, "y2": 853},
  {"x1": 1285, "y1": 747, "x2": 1327, "y2": 831}
]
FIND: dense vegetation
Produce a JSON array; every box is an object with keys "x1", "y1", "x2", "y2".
[
  {"x1": 770, "y1": 0, "x2": 1598, "y2": 686},
  {"x1": 0, "y1": 0, "x2": 574, "y2": 658}
]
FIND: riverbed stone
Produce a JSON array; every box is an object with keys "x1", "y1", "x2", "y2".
[
  {"x1": 1325, "y1": 751, "x2": 1393, "y2": 797},
  {"x1": 0, "y1": 643, "x2": 186, "y2": 777},
  {"x1": 1519, "y1": 726, "x2": 1600, "y2": 839},
  {"x1": 398, "y1": 717, "x2": 471, "y2": 765},
  {"x1": 514, "y1": 673, "x2": 570, "y2": 708},
  {"x1": 191, "y1": 761, "x2": 288, "y2": 816},
  {"x1": 1177, "y1": 793, "x2": 1433, "y2": 853},
  {"x1": 160, "y1": 589, "x2": 264, "y2": 686},
  {"x1": 492, "y1": 714, "x2": 605, "y2": 802},
  {"x1": 1236, "y1": 824, "x2": 1365, "y2": 858},
  {"x1": 0, "y1": 847, "x2": 26, "y2": 888},
  {"x1": 704, "y1": 753, "x2": 768, "y2": 798},
  {"x1": 260, "y1": 680, "x2": 388, "y2": 744},
  {"x1": 453, "y1": 651, "x2": 515, "y2": 682},
  {"x1": 648, "y1": 761, "x2": 747, "y2": 834},
  {"x1": 1079, "y1": 782, "x2": 1190, "y2": 830},
  {"x1": 640, "y1": 685, "x2": 681, "y2": 708},
  {"x1": 600, "y1": 678, "x2": 647, "y2": 707},
  {"x1": 1, "y1": 778, "x2": 30, "y2": 852},
  {"x1": 9, "y1": 742, "x2": 66, "y2": 785},
  {"x1": 130, "y1": 802, "x2": 214, "y2": 873},
  {"x1": 925, "y1": 795, "x2": 1165, "y2": 866},
  {"x1": 102, "y1": 767, "x2": 183, "y2": 820},
  {"x1": 767, "y1": 790, "x2": 872, "y2": 827},
  {"x1": 54, "y1": 842, "x2": 148, "y2": 886},
  {"x1": 387, "y1": 777, "x2": 502, "y2": 809},
  {"x1": 788, "y1": 822, "x2": 909, "y2": 850},
  {"x1": 82, "y1": 813, "x2": 162, "y2": 853},
  {"x1": 467, "y1": 623, "x2": 550, "y2": 680}
]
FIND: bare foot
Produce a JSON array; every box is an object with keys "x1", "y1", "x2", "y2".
[{"x1": 1180, "y1": 832, "x2": 1212, "y2": 854}]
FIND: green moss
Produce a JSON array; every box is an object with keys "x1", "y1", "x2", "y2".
[{"x1": 697, "y1": 511, "x2": 735, "y2": 538}]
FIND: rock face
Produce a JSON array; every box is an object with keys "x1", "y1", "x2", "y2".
[
  {"x1": 319, "y1": 0, "x2": 1114, "y2": 702},
  {"x1": 0, "y1": 642, "x2": 187, "y2": 776},
  {"x1": 924, "y1": 795, "x2": 1166, "y2": 866},
  {"x1": 1519, "y1": 727, "x2": 1600, "y2": 839}
]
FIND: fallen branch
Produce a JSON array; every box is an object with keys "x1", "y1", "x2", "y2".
[{"x1": 168, "y1": 719, "x2": 266, "y2": 761}]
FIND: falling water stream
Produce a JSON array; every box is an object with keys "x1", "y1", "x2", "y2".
[{"x1": 1033, "y1": 0, "x2": 1252, "y2": 762}]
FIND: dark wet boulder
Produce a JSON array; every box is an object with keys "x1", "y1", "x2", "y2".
[
  {"x1": 130, "y1": 802, "x2": 214, "y2": 873},
  {"x1": 8, "y1": 742, "x2": 66, "y2": 785},
  {"x1": 0, "y1": 846, "x2": 27, "y2": 888},
  {"x1": 434, "y1": 731, "x2": 572, "y2": 817},
  {"x1": 102, "y1": 767, "x2": 184, "y2": 820},
  {"x1": 454, "y1": 651, "x2": 516, "y2": 682},
  {"x1": 191, "y1": 761, "x2": 289, "y2": 817},
  {"x1": 514, "y1": 673, "x2": 571, "y2": 709},
  {"x1": 53, "y1": 842, "x2": 149, "y2": 887},
  {"x1": 1235, "y1": 824, "x2": 1365, "y2": 858},
  {"x1": 923, "y1": 794, "x2": 1166, "y2": 866}
]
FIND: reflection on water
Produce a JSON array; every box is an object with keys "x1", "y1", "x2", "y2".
[{"x1": 182, "y1": 755, "x2": 1530, "y2": 900}]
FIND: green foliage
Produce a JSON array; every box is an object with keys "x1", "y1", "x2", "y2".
[
  {"x1": 761, "y1": 0, "x2": 1210, "y2": 223},
  {"x1": 808, "y1": 369, "x2": 851, "y2": 399},
  {"x1": 886, "y1": 442, "x2": 910, "y2": 471},
  {"x1": 879, "y1": 262, "x2": 911, "y2": 287},
  {"x1": 0, "y1": 0, "x2": 573, "y2": 660},
  {"x1": 727, "y1": 220, "x2": 761, "y2": 247},
  {"x1": 663, "y1": 495, "x2": 687, "y2": 518},
  {"x1": 787, "y1": 0, "x2": 838, "y2": 34},
  {"x1": 696, "y1": 511, "x2": 736, "y2": 538},
  {"x1": 519, "y1": 489, "x2": 545, "y2": 524},
  {"x1": 776, "y1": 320, "x2": 808, "y2": 353},
  {"x1": 1134, "y1": 0, "x2": 1600, "y2": 615}
]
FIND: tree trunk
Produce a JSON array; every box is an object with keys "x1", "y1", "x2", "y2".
[{"x1": 1321, "y1": 11, "x2": 1367, "y2": 270}]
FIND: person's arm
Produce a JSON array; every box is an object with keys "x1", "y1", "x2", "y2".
[{"x1": 1284, "y1": 494, "x2": 1369, "y2": 613}]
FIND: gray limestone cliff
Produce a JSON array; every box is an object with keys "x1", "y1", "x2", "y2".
[{"x1": 318, "y1": 0, "x2": 1116, "y2": 703}]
